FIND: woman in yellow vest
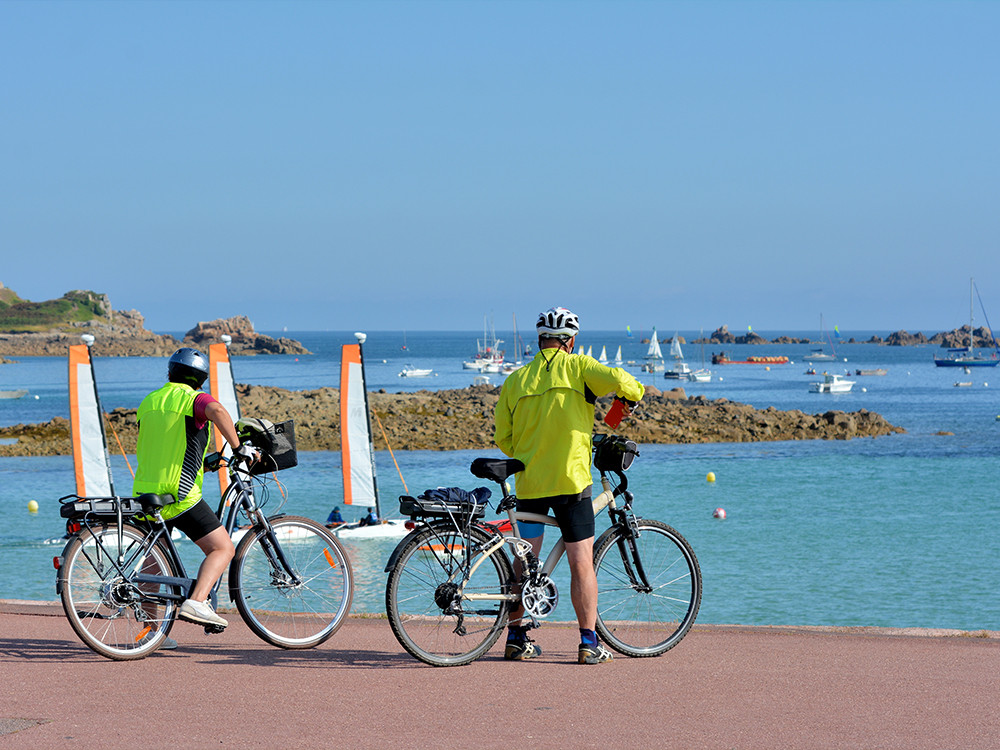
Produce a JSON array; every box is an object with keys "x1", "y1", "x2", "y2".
[{"x1": 134, "y1": 348, "x2": 254, "y2": 636}]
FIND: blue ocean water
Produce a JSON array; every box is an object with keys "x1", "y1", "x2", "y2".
[{"x1": 1, "y1": 330, "x2": 998, "y2": 630}]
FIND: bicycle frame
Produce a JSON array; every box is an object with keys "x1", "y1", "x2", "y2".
[
  {"x1": 62, "y1": 459, "x2": 304, "y2": 611},
  {"x1": 442, "y1": 475, "x2": 620, "y2": 606}
]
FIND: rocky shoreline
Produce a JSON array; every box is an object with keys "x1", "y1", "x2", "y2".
[
  {"x1": 671, "y1": 324, "x2": 996, "y2": 349},
  {"x1": 0, "y1": 383, "x2": 905, "y2": 458}
]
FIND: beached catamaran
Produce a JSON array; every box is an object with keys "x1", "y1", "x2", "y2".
[
  {"x1": 68, "y1": 335, "x2": 115, "y2": 497},
  {"x1": 208, "y1": 335, "x2": 242, "y2": 495},
  {"x1": 336, "y1": 333, "x2": 407, "y2": 538}
]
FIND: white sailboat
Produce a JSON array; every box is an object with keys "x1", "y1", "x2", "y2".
[
  {"x1": 336, "y1": 333, "x2": 408, "y2": 539},
  {"x1": 612, "y1": 345, "x2": 623, "y2": 366},
  {"x1": 598, "y1": 345, "x2": 608, "y2": 364},
  {"x1": 642, "y1": 327, "x2": 665, "y2": 372},
  {"x1": 686, "y1": 329, "x2": 712, "y2": 383},
  {"x1": 803, "y1": 314, "x2": 838, "y2": 362},
  {"x1": 663, "y1": 334, "x2": 691, "y2": 379}
]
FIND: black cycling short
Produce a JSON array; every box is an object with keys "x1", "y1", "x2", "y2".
[
  {"x1": 516, "y1": 487, "x2": 594, "y2": 544},
  {"x1": 166, "y1": 499, "x2": 223, "y2": 543}
]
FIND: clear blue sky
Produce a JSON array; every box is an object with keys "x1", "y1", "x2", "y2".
[{"x1": 2, "y1": 0, "x2": 998, "y2": 334}]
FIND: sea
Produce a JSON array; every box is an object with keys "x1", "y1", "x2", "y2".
[{"x1": 1, "y1": 329, "x2": 998, "y2": 631}]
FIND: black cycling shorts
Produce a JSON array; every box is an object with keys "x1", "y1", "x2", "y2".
[
  {"x1": 516, "y1": 488, "x2": 595, "y2": 544},
  {"x1": 167, "y1": 499, "x2": 223, "y2": 543}
]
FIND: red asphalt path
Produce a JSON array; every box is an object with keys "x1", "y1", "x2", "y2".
[{"x1": 0, "y1": 600, "x2": 997, "y2": 749}]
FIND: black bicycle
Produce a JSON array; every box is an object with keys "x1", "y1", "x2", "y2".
[
  {"x1": 384, "y1": 433, "x2": 702, "y2": 666},
  {"x1": 55, "y1": 425, "x2": 353, "y2": 660}
]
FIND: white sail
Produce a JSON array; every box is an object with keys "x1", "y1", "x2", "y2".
[
  {"x1": 645, "y1": 328, "x2": 664, "y2": 360},
  {"x1": 613, "y1": 345, "x2": 623, "y2": 366},
  {"x1": 340, "y1": 339, "x2": 379, "y2": 512},
  {"x1": 598, "y1": 345, "x2": 608, "y2": 364},
  {"x1": 209, "y1": 340, "x2": 242, "y2": 494},
  {"x1": 670, "y1": 334, "x2": 683, "y2": 360},
  {"x1": 68, "y1": 343, "x2": 114, "y2": 497}
]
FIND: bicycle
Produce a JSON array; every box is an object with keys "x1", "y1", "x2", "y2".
[
  {"x1": 384, "y1": 432, "x2": 702, "y2": 666},
  {"x1": 54, "y1": 421, "x2": 354, "y2": 660}
]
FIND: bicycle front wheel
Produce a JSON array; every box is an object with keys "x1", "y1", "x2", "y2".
[
  {"x1": 230, "y1": 515, "x2": 353, "y2": 649},
  {"x1": 594, "y1": 519, "x2": 702, "y2": 657},
  {"x1": 386, "y1": 524, "x2": 513, "y2": 667},
  {"x1": 59, "y1": 523, "x2": 180, "y2": 661}
]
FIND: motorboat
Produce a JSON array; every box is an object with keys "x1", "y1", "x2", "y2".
[
  {"x1": 398, "y1": 365, "x2": 433, "y2": 377},
  {"x1": 809, "y1": 373, "x2": 855, "y2": 393},
  {"x1": 0, "y1": 389, "x2": 28, "y2": 399},
  {"x1": 663, "y1": 361, "x2": 692, "y2": 380},
  {"x1": 686, "y1": 369, "x2": 712, "y2": 383}
]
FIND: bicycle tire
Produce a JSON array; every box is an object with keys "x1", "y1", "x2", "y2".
[
  {"x1": 593, "y1": 518, "x2": 702, "y2": 657},
  {"x1": 386, "y1": 524, "x2": 514, "y2": 667},
  {"x1": 59, "y1": 523, "x2": 180, "y2": 661},
  {"x1": 230, "y1": 515, "x2": 353, "y2": 649}
]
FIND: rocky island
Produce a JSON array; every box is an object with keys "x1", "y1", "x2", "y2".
[
  {"x1": 0, "y1": 285, "x2": 308, "y2": 357},
  {"x1": 0, "y1": 383, "x2": 904, "y2": 457}
]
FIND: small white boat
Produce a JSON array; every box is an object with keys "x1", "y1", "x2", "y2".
[
  {"x1": 398, "y1": 365, "x2": 433, "y2": 377},
  {"x1": 0, "y1": 389, "x2": 28, "y2": 399},
  {"x1": 612, "y1": 346, "x2": 623, "y2": 366},
  {"x1": 953, "y1": 381, "x2": 973, "y2": 388},
  {"x1": 809, "y1": 373, "x2": 855, "y2": 393},
  {"x1": 686, "y1": 369, "x2": 712, "y2": 383}
]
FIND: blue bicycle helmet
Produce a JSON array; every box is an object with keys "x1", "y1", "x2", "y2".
[{"x1": 167, "y1": 347, "x2": 209, "y2": 389}]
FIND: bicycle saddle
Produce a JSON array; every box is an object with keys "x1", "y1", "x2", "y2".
[
  {"x1": 470, "y1": 458, "x2": 524, "y2": 483},
  {"x1": 138, "y1": 493, "x2": 173, "y2": 513}
]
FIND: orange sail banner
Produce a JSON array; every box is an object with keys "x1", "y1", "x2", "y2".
[
  {"x1": 340, "y1": 342, "x2": 378, "y2": 509},
  {"x1": 68, "y1": 344, "x2": 114, "y2": 497},
  {"x1": 209, "y1": 342, "x2": 241, "y2": 494}
]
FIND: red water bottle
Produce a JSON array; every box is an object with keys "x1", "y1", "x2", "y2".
[{"x1": 604, "y1": 398, "x2": 626, "y2": 429}]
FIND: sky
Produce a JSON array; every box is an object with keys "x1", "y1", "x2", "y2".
[{"x1": 2, "y1": 0, "x2": 999, "y2": 335}]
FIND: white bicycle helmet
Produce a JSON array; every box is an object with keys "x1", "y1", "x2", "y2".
[{"x1": 536, "y1": 306, "x2": 580, "y2": 338}]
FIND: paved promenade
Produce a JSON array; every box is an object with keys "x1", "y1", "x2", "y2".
[{"x1": 0, "y1": 600, "x2": 996, "y2": 749}]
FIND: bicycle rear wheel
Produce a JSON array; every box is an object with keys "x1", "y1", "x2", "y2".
[
  {"x1": 386, "y1": 524, "x2": 513, "y2": 666},
  {"x1": 230, "y1": 515, "x2": 353, "y2": 648},
  {"x1": 594, "y1": 519, "x2": 701, "y2": 657},
  {"x1": 59, "y1": 523, "x2": 180, "y2": 661}
]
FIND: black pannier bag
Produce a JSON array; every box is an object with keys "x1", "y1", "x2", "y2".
[{"x1": 236, "y1": 418, "x2": 298, "y2": 475}]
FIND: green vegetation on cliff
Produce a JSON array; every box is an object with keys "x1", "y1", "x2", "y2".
[{"x1": 0, "y1": 288, "x2": 112, "y2": 332}]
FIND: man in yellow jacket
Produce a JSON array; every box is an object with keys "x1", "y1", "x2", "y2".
[{"x1": 495, "y1": 307, "x2": 644, "y2": 664}]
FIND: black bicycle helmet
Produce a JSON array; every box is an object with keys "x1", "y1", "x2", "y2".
[{"x1": 167, "y1": 347, "x2": 209, "y2": 389}]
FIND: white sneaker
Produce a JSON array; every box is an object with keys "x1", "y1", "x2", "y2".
[
  {"x1": 160, "y1": 636, "x2": 178, "y2": 650},
  {"x1": 178, "y1": 599, "x2": 229, "y2": 628}
]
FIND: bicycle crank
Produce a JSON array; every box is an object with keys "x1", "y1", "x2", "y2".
[{"x1": 520, "y1": 575, "x2": 558, "y2": 618}]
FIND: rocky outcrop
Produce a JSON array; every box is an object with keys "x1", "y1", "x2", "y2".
[
  {"x1": 183, "y1": 317, "x2": 311, "y2": 355},
  {"x1": 0, "y1": 384, "x2": 905, "y2": 457},
  {"x1": 929, "y1": 325, "x2": 996, "y2": 349},
  {"x1": 0, "y1": 286, "x2": 309, "y2": 357},
  {"x1": 0, "y1": 310, "x2": 181, "y2": 356},
  {"x1": 884, "y1": 330, "x2": 929, "y2": 346}
]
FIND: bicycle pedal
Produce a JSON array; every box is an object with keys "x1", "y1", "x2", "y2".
[{"x1": 203, "y1": 624, "x2": 226, "y2": 635}]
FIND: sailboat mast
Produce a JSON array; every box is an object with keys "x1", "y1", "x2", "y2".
[
  {"x1": 970, "y1": 277, "x2": 975, "y2": 348},
  {"x1": 354, "y1": 332, "x2": 381, "y2": 519}
]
